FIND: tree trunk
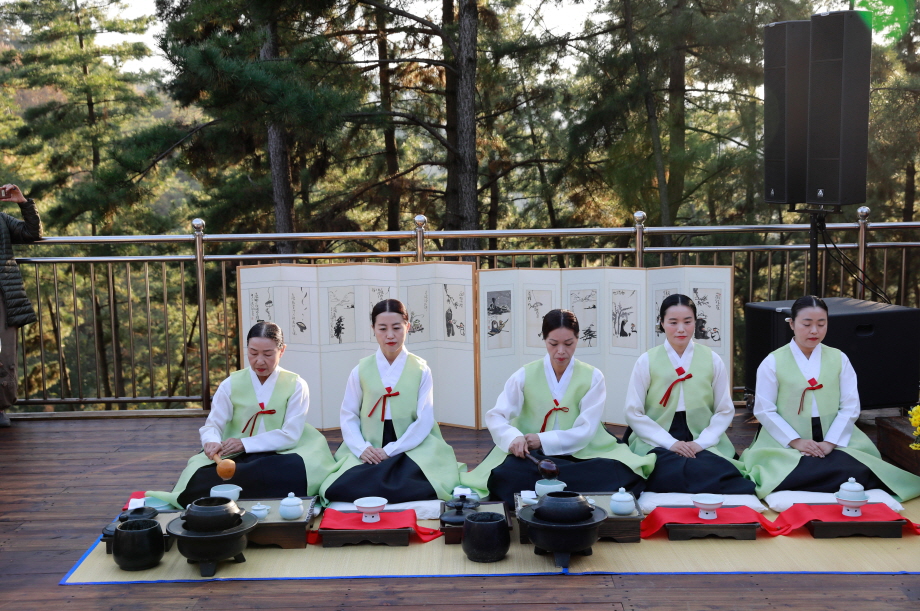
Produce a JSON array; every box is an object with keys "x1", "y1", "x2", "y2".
[
  {"x1": 74, "y1": 1, "x2": 100, "y2": 173},
  {"x1": 93, "y1": 294, "x2": 113, "y2": 403},
  {"x1": 666, "y1": 0, "x2": 687, "y2": 225},
  {"x1": 45, "y1": 295, "x2": 71, "y2": 399},
  {"x1": 622, "y1": 0, "x2": 673, "y2": 256},
  {"x1": 376, "y1": 8, "x2": 402, "y2": 254},
  {"x1": 107, "y1": 264, "x2": 125, "y2": 404},
  {"x1": 261, "y1": 21, "x2": 296, "y2": 255},
  {"x1": 441, "y1": 0, "x2": 461, "y2": 251},
  {"x1": 455, "y1": 0, "x2": 479, "y2": 253},
  {"x1": 904, "y1": 161, "x2": 915, "y2": 223}
]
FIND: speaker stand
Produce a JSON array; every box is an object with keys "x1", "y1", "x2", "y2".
[{"x1": 787, "y1": 203, "x2": 842, "y2": 295}]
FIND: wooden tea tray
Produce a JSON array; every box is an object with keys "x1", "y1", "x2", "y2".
[
  {"x1": 318, "y1": 511, "x2": 412, "y2": 548},
  {"x1": 805, "y1": 519, "x2": 905, "y2": 539},
  {"x1": 514, "y1": 491, "x2": 643, "y2": 544},
  {"x1": 665, "y1": 522, "x2": 760, "y2": 541},
  {"x1": 438, "y1": 501, "x2": 512, "y2": 545},
  {"x1": 237, "y1": 497, "x2": 317, "y2": 549}
]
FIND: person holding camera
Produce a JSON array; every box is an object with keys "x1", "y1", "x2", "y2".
[{"x1": 0, "y1": 184, "x2": 42, "y2": 427}]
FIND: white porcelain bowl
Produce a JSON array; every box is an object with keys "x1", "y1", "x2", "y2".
[
  {"x1": 354, "y1": 496, "x2": 388, "y2": 523},
  {"x1": 692, "y1": 493, "x2": 724, "y2": 520},
  {"x1": 835, "y1": 494, "x2": 868, "y2": 517},
  {"x1": 210, "y1": 484, "x2": 242, "y2": 501},
  {"x1": 534, "y1": 479, "x2": 567, "y2": 497}
]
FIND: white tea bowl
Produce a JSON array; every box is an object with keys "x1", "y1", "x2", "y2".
[
  {"x1": 354, "y1": 496, "x2": 388, "y2": 523},
  {"x1": 210, "y1": 484, "x2": 242, "y2": 501},
  {"x1": 692, "y1": 493, "x2": 724, "y2": 520}
]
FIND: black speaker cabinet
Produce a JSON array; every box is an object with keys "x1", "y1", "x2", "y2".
[
  {"x1": 805, "y1": 10, "x2": 872, "y2": 206},
  {"x1": 764, "y1": 20, "x2": 810, "y2": 204},
  {"x1": 744, "y1": 298, "x2": 920, "y2": 410}
]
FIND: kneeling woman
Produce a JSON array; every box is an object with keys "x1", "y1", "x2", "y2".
[
  {"x1": 462, "y1": 309, "x2": 655, "y2": 507},
  {"x1": 742, "y1": 296, "x2": 920, "y2": 500},
  {"x1": 320, "y1": 299, "x2": 462, "y2": 503},
  {"x1": 147, "y1": 322, "x2": 337, "y2": 508},
  {"x1": 624, "y1": 294, "x2": 754, "y2": 494}
]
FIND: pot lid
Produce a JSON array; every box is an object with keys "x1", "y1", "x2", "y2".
[
  {"x1": 280, "y1": 492, "x2": 303, "y2": 506},
  {"x1": 610, "y1": 487, "x2": 633, "y2": 502},
  {"x1": 836, "y1": 477, "x2": 868, "y2": 500}
]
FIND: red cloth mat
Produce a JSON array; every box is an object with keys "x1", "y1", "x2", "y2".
[
  {"x1": 307, "y1": 508, "x2": 443, "y2": 545},
  {"x1": 641, "y1": 506, "x2": 783, "y2": 538},
  {"x1": 771, "y1": 503, "x2": 920, "y2": 535},
  {"x1": 122, "y1": 491, "x2": 146, "y2": 510}
]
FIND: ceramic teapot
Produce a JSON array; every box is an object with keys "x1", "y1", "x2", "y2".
[
  {"x1": 609, "y1": 488, "x2": 635, "y2": 516},
  {"x1": 279, "y1": 493, "x2": 305, "y2": 520}
]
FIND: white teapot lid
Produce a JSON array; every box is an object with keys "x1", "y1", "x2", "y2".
[
  {"x1": 611, "y1": 487, "x2": 633, "y2": 501},
  {"x1": 837, "y1": 477, "x2": 868, "y2": 500},
  {"x1": 280, "y1": 492, "x2": 303, "y2": 506}
]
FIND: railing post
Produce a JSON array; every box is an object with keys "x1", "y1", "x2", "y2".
[
  {"x1": 193, "y1": 218, "x2": 211, "y2": 410},
  {"x1": 634, "y1": 211, "x2": 647, "y2": 267},
  {"x1": 414, "y1": 214, "x2": 427, "y2": 262},
  {"x1": 857, "y1": 206, "x2": 869, "y2": 300}
]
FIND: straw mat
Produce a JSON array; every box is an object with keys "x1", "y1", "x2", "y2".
[{"x1": 62, "y1": 501, "x2": 920, "y2": 584}]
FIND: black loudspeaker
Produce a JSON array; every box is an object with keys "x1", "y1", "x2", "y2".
[
  {"x1": 764, "y1": 20, "x2": 810, "y2": 204},
  {"x1": 805, "y1": 11, "x2": 872, "y2": 206},
  {"x1": 744, "y1": 298, "x2": 920, "y2": 410}
]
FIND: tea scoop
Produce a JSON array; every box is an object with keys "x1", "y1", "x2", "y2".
[
  {"x1": 525, "y1": 453, "x2": 559, "y2": 480},
  {"x1": 216, "y1": 457, "x2": 236, "y2": 480}
]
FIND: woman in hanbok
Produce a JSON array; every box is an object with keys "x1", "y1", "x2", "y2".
[
  {"x1": 742, "y1": 295, "x2": 920, "y2": 500},
  {"x1": 147, "y1": 322, "x2": 337, "y2": 508},
  {"x1": 462, "y1": 309, "x2": 654, "y2": 507},
  {"x1": 624, "y1": 294, "x2": 754, "y2": 494},
  {"x1": 320, "y1": 299, "x2": 462, "y2": 503}
]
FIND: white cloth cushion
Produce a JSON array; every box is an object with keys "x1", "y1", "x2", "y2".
[
  {"x1": 763, "y1": 489, "x2": 903, "y2": 513},
  {"x1": 637, "y1": 492, "x2": 767, "y2": 514},
  {"x1": 326, "y1": 500, "x2": 443, "y2": 520}
]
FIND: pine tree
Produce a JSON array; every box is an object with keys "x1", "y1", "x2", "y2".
[{"x1": 0, "y1": 0, "x2": 163, "y2": 234}]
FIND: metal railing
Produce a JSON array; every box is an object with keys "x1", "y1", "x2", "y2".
[{"x1": 10, "y1": 206, "x2": 920, "y2": 415}]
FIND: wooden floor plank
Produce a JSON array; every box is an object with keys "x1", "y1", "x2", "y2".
[{"x1": 0, "y1": 415, "x2": 910, "y2": 610}]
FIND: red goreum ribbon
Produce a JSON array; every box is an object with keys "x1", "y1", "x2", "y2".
[
  {"x1": 798, "y1": 377, "x2": 823, "y2": 414},
  {"x1": 659, "y1": 367, "x2": 692, "y2": 407},
  {"x1": 242, "y1": 402, "x2": 276, "y2": 437},
  {"x1": 368, "y1": 387, "x2": 400, "y2": 422},
  {"x1": 541, "y1": 399, "x2": 569, "y2": 433}
]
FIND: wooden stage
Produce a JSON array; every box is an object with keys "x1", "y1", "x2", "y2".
[{"x1": 2, "y1": 411, "x2": 920, "y2": 610}]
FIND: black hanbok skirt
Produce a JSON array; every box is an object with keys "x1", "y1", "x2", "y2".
[
  {"x1": 641, "y1": 412, "x2": 755, "y2": 494},
  {"x1": 323, "y1": 421, "x2": 438, "y2": 504},
  {"x1": 487, "y1": 450, "x2": 646, "y2": 510},
  {"x1": 178, "y1": 452, "x2": 308, "y2": 507},
  {"x1": 774, "y1": 417, "x2": 889, "y2": 493}
]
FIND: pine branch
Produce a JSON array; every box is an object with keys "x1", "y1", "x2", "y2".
[
  {"x1": 477, "y1": 158, "x2": 562, "y2": 194},
  {"x1": 355, "y1": 0, "x2": 459, "y2": 58},
  {"x1": 129, "y1": 119, "x2": 222, "y2": 183},
  {"x1": 345, "y1": 111, "x2": 457, "y2": 155}
]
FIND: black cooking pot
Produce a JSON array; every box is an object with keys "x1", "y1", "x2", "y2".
[
  {"x1": 533, "y1": 491, "x2": 594, "y2": 523},
  {"x1": 167, "y1": 513, "x2": 258, "y2": 577},
  {"x1": 181, "y1": 497, "x2": 245, "y2": 532},
  {"x1": 113, "y1": 519, "x2": 165, "y2": 571},
  {"x1": 518, "y1": 505, "x2": 607, "y2": 554}
]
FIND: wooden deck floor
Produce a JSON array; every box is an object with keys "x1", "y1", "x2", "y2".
[{"x1": 2, "y1": 413, "x2": 920, "y2": 610}]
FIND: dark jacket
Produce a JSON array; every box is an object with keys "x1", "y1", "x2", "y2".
[{"x1": 0, "y1": 199, "x2": 42, "y2": 328}]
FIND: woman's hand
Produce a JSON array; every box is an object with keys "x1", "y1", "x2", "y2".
[
  {"x1": 789, "y1": 438, "x2": 826, "y2": 457},
  {"x1": 360, "y1": 447, "x2": 389, "y2": 464},
  {"x1": 524, "y1": 433, "x2": 542, "y2": 451},
  {"x1": 669, "y1": 440, "x2": 703, "y2": 458},
  {"x1": 220, "y1": 438, "x2": 244, "y2": 456},
  {"x1": 204, "y1": 442, "x2": 222, "y2": 461},
  {"x1": 817, "y1": 441, "x2": 837, "y2": 455},
  {"x1": 508, "y1": 436, "x2": 529, "y2": 458},
  {"x1": 0, "y1": 184, "x2": 27, "y2": 204}
]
